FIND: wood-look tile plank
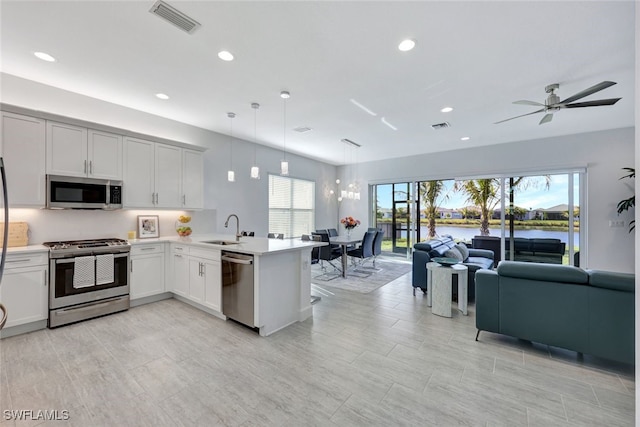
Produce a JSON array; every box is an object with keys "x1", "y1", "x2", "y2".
[
  {"x1": 0, "y1": 262, "x2": 634, "y2": 426},
  {"x1": 563, "y1": 395, "x2": 633, "y2": 427}
]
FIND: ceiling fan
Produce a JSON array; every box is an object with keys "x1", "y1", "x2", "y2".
[{"x1": 495, "y1": 81, "x2": 621, "y2": 125}]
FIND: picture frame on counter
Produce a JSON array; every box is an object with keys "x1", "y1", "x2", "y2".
[{"x1": 137, "y1": 215, "x2": 159, "y2": 239}]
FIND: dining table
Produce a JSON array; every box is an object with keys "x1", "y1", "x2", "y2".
[{"x1": 329, "y1": 235, "x2": 363, "y2": 278}]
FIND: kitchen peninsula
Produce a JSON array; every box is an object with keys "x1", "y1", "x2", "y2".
[
  {"x1": 0, "y1": 234, "x2": 325, "y2": 340},
  {"x1": 132, "y1": 234, "x2": 326, "y2": 337}
]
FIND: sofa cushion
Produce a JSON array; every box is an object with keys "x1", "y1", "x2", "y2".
[
  {"x1": 497, "y1": 261, "x2": 588, "y2": 285},
  {"x1": 465, "y1": 256, "x2": 494, "y2": 270},
  {"x1": 444, "y1": 248, "x2": 463, "y2": 261},
  {"x1": 414, "y1": 242, "x2": 436, "y2": 252},
  {"x1": 587, "y1": 270, "x2": 635, "y2": 292},
  {"x1": 456, "y1": 243, "x2": 470, "y2": 260}
]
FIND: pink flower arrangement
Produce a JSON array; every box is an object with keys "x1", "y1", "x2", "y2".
[{"x1": 340, "y1": 216, "x2": 361, "y2": 230}]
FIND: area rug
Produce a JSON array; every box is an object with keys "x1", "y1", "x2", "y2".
[{"x1": 311, "y1": 259, "x2": 411, "y2": 294}]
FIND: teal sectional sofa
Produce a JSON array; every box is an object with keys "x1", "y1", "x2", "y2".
[{"x1": 475, "y1": 261, "x2": 635, "y2": 364}]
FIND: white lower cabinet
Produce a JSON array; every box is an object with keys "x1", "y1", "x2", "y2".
[
  {"x1": 0, "y1": 252, "x2": 48, "y2": 329},
  {"x1": 171, "y1": 244, "x2": 221, "y2": 313},
  {"x1": 130, "y1": 243, "x2": 165, "y2": 300},
  {"x1": 203, "y1": 259, "x2": 222, "y2": 312},
  {"x1": 172, "y1": 249, "x2": 190, "y2": 298}
]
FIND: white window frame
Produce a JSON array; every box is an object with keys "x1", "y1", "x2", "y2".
[{"x1": 268, "y1": 174, "x2": 315, "y2": 239}]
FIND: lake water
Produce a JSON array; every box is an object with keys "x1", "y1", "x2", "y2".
[{"x1": 406, "y1": 225, "x2": 579, "y2": 247}]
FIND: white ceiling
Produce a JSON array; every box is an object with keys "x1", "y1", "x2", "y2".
[{"x1": 0, "y1": 1, "x2": 635, "y2": 165}]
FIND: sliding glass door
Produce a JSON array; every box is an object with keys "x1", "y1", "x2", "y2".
[{"x1": 372, "y1": 170, "x2": 583, "y2": 265}]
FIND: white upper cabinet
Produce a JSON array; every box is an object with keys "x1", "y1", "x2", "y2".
[
  {"x1": 155, "y1": 143, "x2": 182, "y2": 208},
  {"x1": 46, "y1": 121, "x2": 87, "y2": 177},
  {"x1": 0, "y1": 112, "x2": 46, "y2": 207},
  {"x1": 123, "y1": 137, "x2": 185, "y2": 208},
  {"x1": 46, "y1": 121, "x2": 122, "y2": 180},
  {"x1": 87, "y1": 130, "x2": 123, "y2": 180},
  {"x1": 123, "y1": 137, "x2": 155, "y2": 208},
  {"x1": 182, "y1": 149, "x2": 203, "y2": 209}
]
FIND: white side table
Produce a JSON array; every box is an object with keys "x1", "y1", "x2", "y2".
[{"x1": 426, "y1": 262, "x2": 468, "y2": 317}]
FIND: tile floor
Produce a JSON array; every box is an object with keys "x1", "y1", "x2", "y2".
[{"x1": 0, "y1": 271, "x2": 635, "y2": 426}]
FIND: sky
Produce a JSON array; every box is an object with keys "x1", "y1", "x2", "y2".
[{"x1": 375, "y1": 174, "x2": 580, "y2": 211}]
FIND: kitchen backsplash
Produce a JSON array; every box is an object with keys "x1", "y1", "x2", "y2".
[{"x1": 6, "y1": 208, "x2": 217, "y2": 245}]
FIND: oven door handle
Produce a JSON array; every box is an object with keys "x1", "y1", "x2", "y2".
[{"x1": 54, "y1": 252, "x2": 129, "y2": 263}]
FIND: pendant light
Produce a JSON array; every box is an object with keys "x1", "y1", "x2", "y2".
[
  {"x1": 338, "y1": 138, "x2": 362, "y2": 201},
  {"x1": 250, "y1": 102, "x2": 260, "y2": 179},
  {"x1": 227, "y1": 112, "x2": 236, "y2": 182},
  {"x1": 280, "y1": 90, "x2": 290, "y2": 176}
]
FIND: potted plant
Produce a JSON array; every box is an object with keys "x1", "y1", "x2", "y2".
[{"x1": 616, "y1": 167, "x2": 635, "y2": 232}]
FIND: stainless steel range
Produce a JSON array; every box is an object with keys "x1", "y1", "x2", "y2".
[{"x1": 44, "y1": 238, "x2": 130, "y2": 328}]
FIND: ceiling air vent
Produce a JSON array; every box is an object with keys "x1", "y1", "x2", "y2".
[
  {"x1": 293, "y1": 126, "x2": 313, "y2": 133},
  {"x1": 431, "y1": 122, "x2": 451, "y2": 130},
  {"x1": 149, "y1": 0, "x2": 201, "y2": 34}
]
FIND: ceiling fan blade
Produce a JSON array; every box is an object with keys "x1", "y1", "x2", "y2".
[
  {"x1": 559, "y1": 81, "x2": 617, "y2": 104},
  {"x1": 513, "y1": 100, "x2": 545, "y2": 107},
  {"x1": 539, "y1": 113, "x2": 553, "y2": 125},
  {"x1": 494, "y1": 108, "x2": 545, "y2": 124},
  {"x1": 563, "y1": 98, "x2": 622, "y2": 108}
]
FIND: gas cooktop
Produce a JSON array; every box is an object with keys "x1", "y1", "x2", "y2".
[{"x1": 43, "y1": 238, "x2": 130, "y2": 257}]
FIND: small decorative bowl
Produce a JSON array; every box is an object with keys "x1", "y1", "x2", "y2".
[{"x1": 431, "y1": 257, "x2": 461, "y2": 266}]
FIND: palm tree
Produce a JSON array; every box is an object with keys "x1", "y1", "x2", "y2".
[
  {"x1": 419, "y1": 180, "x2": 449, "y2": 238},
  {"x1": 455, "y1": 179, "x2": 500, "y2": 235}
]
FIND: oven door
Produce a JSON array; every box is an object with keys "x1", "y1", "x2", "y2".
[{"x1": 49, "y1": 252, "x2": 130, "y2": 309}]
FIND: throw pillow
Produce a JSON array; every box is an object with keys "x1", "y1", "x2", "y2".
[
  {"x1": 456, "y1": 243, "x2": 470, "y2": 261},
  {"x1": 444, "y1": 248, "x2": 463, "y2": 262}
]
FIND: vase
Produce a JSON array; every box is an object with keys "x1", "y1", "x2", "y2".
[{"x1": 346, "y1": 228, "x2": 351, "y2": 238}]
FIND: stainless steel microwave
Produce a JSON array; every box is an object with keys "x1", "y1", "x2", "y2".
[{"x1": 46, "y1": 175, "x2": 123, "y2": 209}]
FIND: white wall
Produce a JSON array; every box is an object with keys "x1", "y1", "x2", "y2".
[
  {"x1": 338, "y1": 127, "x2": 636, "y2": 273},
  {"x1": 0, "y1": 73, "x2": 338, "y2": 241},
  {"x1": 203, "y1": 136, "x2": 338, "y2": 237}
]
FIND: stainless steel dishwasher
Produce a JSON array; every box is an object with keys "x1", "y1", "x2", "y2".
[{"x1": 221, "y1": 251, "x2": 255, "y2": 328}]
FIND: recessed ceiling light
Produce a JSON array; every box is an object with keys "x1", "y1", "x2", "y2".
[
  {"x1": 218, "y1": 51, "x2": 234, "y2": 61},
  {"x1": 280, "y1": 91, "x2": 290, "y2": 99},
  {"x1": 461, "y1": 136, "x2": 470, "y2": 141},
  {"x1": 155, "y1": 93, "x2": 170, "y2": 100},
  {"x1": 398, "y1": 39, "x2": 416, "y2": 52},
  {"x1": 34, "y1": 51, "x2": 55, "y2": 62},
  {"x1": 441, "y1": 107, "x2": 454, "y2": 113}
]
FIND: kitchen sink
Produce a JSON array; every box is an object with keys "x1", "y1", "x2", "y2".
[{"x1": 201, "y1": 240, "x2": 240, "y2": 245}]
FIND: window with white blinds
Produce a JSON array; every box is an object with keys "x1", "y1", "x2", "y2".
[{"x1": 268, "y1": 174, "x2": 315, "y2": 238}]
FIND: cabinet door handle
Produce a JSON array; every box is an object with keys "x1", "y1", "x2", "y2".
[
  {"x1": 44, "y1": 270, "x2": 47, "y2": 286},
  {"x1": 140, "y1": 247, "x2": 155, "y2": 251},
  {"x1": 175, "y1": 254, "x2": 183, "y2": 258},
  {"x1": 183, "y1": 194, "x2": 186, "y2": 205},
  {"x1": 201, "y1": 263, "x2": 206, "y2": 277},
  {"x1": 89, "y1": 160, "x2": 93, "y2": 175},
  {"x1": 152, "y1": 193, "x2": 155, "y2": 204},
  {"x1": 130, "y1": 260, "x2": 133, "y2": 273},
  {"x1": 84, "y1": 160, "x2": 88, "y2": 174}
]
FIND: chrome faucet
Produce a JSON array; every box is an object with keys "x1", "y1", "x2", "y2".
[{"x1": 224, "y1": 214, "x2": 241, "y2": 241}]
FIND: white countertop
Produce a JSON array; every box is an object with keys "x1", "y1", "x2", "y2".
[
  {"x1": 3, "y1": 234, "x2": 326, "y2": 256},
  {"x1": 5, "y1": 244, "x2": 48, "y2": 254},
  {"x1": 129, "y1": 233, "x2": 326, "y2": 256}
]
